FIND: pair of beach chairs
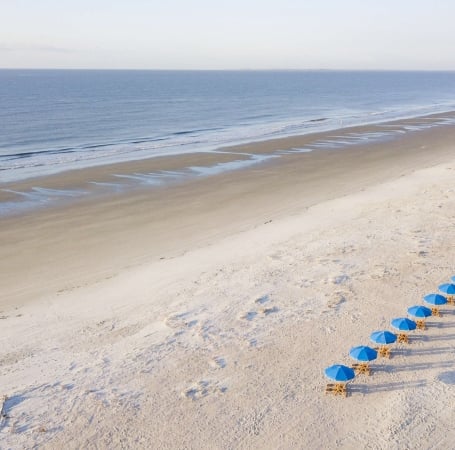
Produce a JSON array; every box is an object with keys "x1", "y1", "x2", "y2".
[
  {"x1": 351, "y1": 362, "x2": 371, "y2": 375},
  {"x1": 325, "y1": 383, "x2": 347, "y2": 397}
]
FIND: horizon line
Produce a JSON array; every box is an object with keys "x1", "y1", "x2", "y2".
[{"x1": 1, "y1": 67, "x2": 455, "y2": 72}]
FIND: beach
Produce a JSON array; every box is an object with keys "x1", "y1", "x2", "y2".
[{"x1": 1, "y1": 117, "x2": 455, "y2": 449}]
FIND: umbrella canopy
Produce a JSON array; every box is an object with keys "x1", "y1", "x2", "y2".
[
  {"x1": 349, "y1": 345, "x2": 378, "y2": 362},
  {"x1": 324, "y1": 364, "x2": 355, "y2": 382},
  {"x1": 423, "y1": 294, "x2": 447, "y2": 306},
  {"x1": 391, "y1": 317, "x2": 417, "y2": 331},
  {"x1": 452, "y1": 276, "x2": 455, "y2": 283},
  {"x1": 439, "y1": 284, "x2": 455, "y2": 295},
  {"x1": 370, "y1": 331, "x2": 397, "y2": 345},
  {"x1": 407, "y1": 305, "x2": 432, "y2": 318}
]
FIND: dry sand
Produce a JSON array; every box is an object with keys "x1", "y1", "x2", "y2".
[{"x1": 1, "y1": 120, "x2": 455, "y2": 449}]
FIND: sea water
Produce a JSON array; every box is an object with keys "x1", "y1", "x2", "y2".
[{"x1": 2, "y1": 70, "x2": 455, "y2": 184}]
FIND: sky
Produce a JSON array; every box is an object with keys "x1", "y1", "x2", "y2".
[{"x1": 1, "y1": 0, "x2": 455, "y2": 70}]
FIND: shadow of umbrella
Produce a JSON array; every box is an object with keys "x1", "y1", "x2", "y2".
[
  {"x1": 395, "y1": 346, "x2": 454, "y2": 356},
  {"x1": 438, "y1": 371, "x2": 455, "y2": 385},
  {"x1": 350, "y1": 379, "x2": 427, "y2": 394},
  {"x1": 427, "y1": 321, "x2": 455, "y2": 329},
  {"x1": 420, "y1": 332, "x2": 455, "y2": 341},
  {"x1": 381, "y1": 360, "x2": 454, "y2": 373}
]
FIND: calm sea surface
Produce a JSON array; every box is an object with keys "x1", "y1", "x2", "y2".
[{"x1": 1, "y1": 70, "x2": 455, "y2": 183}]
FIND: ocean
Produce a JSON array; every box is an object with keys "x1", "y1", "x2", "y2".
[{"x1": 2, "y1": 69, "x2": 455, "y2": 184}]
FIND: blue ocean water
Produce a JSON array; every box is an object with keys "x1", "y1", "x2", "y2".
[{"x1": 1, "y1": 69, "x2": 455, "y2": 183}]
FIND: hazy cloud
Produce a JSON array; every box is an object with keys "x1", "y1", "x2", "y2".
[{"x1": 0, "y1": 43, "x2": 75, "y2": 53}]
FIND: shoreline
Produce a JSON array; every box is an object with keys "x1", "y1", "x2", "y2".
[
  {"x1": 1, "y1": 113, "x2": 455, "y2": 311},
  {"x1": 2, "y1": 110, "x2": 455, "y2": 217}
]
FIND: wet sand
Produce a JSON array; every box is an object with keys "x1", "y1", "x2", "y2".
[{"x1": 2, "y1": 114, "x2": 455, "y2": 309}]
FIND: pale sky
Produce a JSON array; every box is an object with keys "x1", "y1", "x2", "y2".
[{"x1": 1, "y1": 0, "x2": 455, "y2": 70}]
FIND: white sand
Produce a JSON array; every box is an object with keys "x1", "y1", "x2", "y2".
[{"x1": 1, "y1": 155, "x2": 455, "y2": 448}]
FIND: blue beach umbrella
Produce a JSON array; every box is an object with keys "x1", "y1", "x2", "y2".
[
  {"x1": 324, "y1": 364, "x2": 355, "y2": 382},
  {"x1": 349, "y1": 346, "x2": 377, "y2": 362},
  {"x1": 423, "y1": 294, "x2": 447, "y2": 306},
  {"x1": 370, "y1": 331, "x2": 397, "y2": 345},
  {"x1": 439, "y1": 284, "x2": 455, "y2": 295},
  {"x1": 407, "y1": 305, "x2": 432, "y2": 318},
  {"x1": 391, "y1": 317, "x2": 417, "y2": 331}
]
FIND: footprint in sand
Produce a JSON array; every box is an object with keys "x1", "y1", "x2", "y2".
[
  {"x1": 258, "y1": 306, "x2": 279, "y2": 316},
  {"x1": 296, "y1": 279, "x2": 314, "y2": 288},
  {"x1": 340, "y1": 244, "x2": 356, "y2": 254},
  {"x1": 240, "y1": 295, "x2": 279, "y2": 321},
  {"x1": 164, "y1": 312, "x2": 198, "y2": 330},
  {"x1": 370, "y1": 265, "x2": 397, "y2": 280},
  {"x1": 210, "y1": 356, "x2": 226, "y2": 369},
  {"x1": 182, "y1": 380, "x2": 227, "y2": 400},
  {"x1": 240, "y1": 307, "x2": 279, "y2": 320},
  {"x1": 255, "y1": 294, "x2": 270, "y2": 305},
  {"x1": 240, "y1": 311, "x2": 258, "y2": 321},
  {"x1": 268, "y1": 252, "x2": 283, "y2": 261},
  {"x1": 332, "y1": 274, "x2": 350, "y2": 285},
  {"x1": 438, "y1": 371, "x2": 455, "y2": 385},
  {"x1": 325, "y1": 292, "x2": 347, "y2": 311}
]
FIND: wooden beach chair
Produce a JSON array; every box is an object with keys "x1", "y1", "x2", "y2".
[
  {"x1": 430, "y1": 307, "x2": 442, "y2": 317},
  {"x1": 416, "y1": 319, "x2": 426, "y2": 330},
  {"x1": 374, "y1": 345, "x2": 391, "y2": 358},
  {"x1": 397, "y1": 332, "x2": 409, "y2": 344},
  {"x1": 352, "y1": 362, "x2": 371, "y2": 375},
  {"x1": 446, "y1": 295, "x2": 455, "y2": 306},
  {"x1": 325, "y1": 383, "x2": 347, "y2": 397}
]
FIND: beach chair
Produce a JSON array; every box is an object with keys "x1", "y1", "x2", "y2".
[
  {"x1": 352, "y1": 362, "x2": 371, "y2": 375},
  {"x1": 397, "y1": 332, "x2": 409, "y2": 344},
  {"x1": 430, "y1": 307, "x2": 442, "y2": 317},
  {"x1": 374, "y1": 345, "x2": 391, "y2": 358},
  {"x1": 325, "y1": 383, "x2": 347, "y2": 397},
  {"x1": 446, "y1": 296, "x2": 455, "y2": 306},
  {"x1": 415, "y1": 319, "x2": 426, "y2": 330}
]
